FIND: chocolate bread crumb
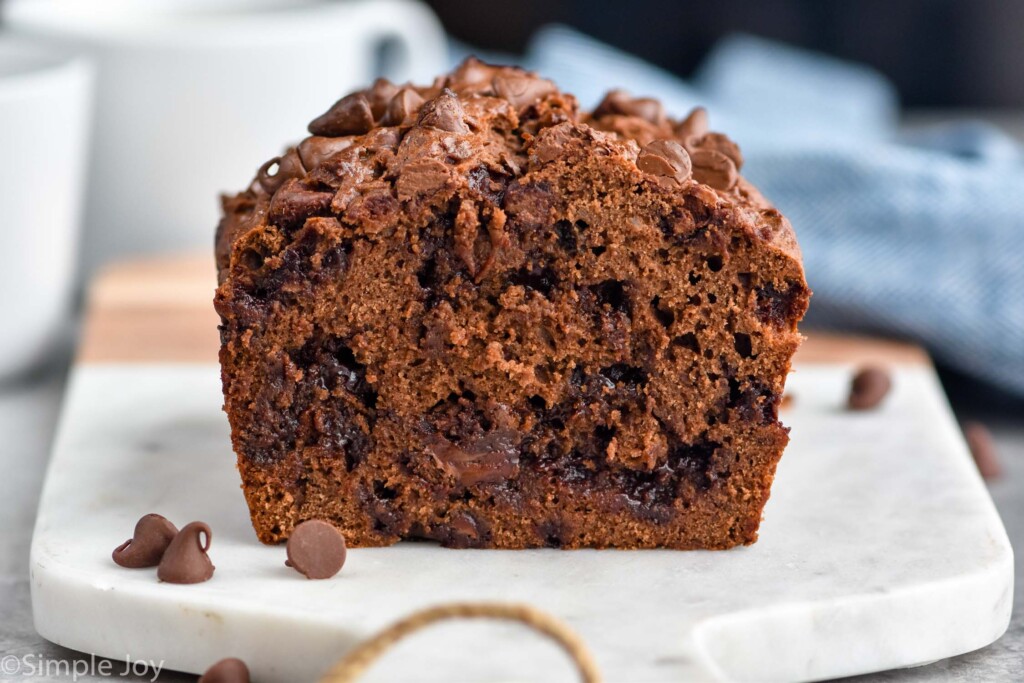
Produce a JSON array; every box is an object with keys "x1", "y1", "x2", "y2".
[{"x1": 215, "y1": 59, "x2": 810, "y2": 549}]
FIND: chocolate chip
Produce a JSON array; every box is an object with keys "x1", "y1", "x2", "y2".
[
  {"x1": 285, "y1": 520, "x2": 347, "y2": 579},
  {"x1": 395, "y1": 160, "x2": 451, "y2": 200},
  {"x1": 268, "y1": 179, "x2": 334, "y2": 227},
  {"x1": 417, "y1": 88, "x2": 470, "y2": 134},
  {"x1": 256, "y1": 148, "x2": 306, "y2": 194},
  {"x1": 675, "y1": 106, "x2": 709, "y2": 140},
  {"x1": 383, "y1": 87, "x2": 426, "y2": 127},
  {"x1": 594, "y1": 90, "x2": 666, "y2": 126},
  {"x1": 964, "y1": 421, "x2": 1002, "y2": 480},
  {"x1": 426, "y1": 429, "x2": 520, "y2": 487},
  {"x1": 157, "y1": 521, "x2": 215, "y2": 584},
  {"x1": 637, "y1": 139, "x2": 692, "y2": 187},
  {"x1": 198, "y1": 658, "x2": 250, "y2": 683},
  {"x1": 847, "y1": 366, "x2": 892, "y2": 410},
  {"x1": 446, "y1": 56, "x2": 497, "y2": 91},
  {"x1": 364, "y1": 77, "x2": 399, "y2": 120},
  {"x1": 492, "y1": 74, "x2": 556, "y2": 112},
  {"x1": 690, "y1": 132, "x2": 744, "y2": 169},
  {"x1": 112, "y1": 513, "x2": 178, "y2": 568},
  {"x1": 690, "y1": 149, "x2": 738, "y2": 191},
  {"x1": 308, "y1": 92, "x2": 375, "y2": 137},
  {"x1": 297, "y1": 135, "x2": 355, "y2": 170}
]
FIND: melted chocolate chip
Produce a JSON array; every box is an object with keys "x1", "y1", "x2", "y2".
[{"x1": 426, "y1": 428, "x2": 520, "y2": 487}]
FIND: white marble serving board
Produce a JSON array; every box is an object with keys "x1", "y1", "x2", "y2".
[{"x1": 31, "y1": 363, "x2": 1012, "y2": 682}]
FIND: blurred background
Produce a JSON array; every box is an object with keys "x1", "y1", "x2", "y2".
[
  {"x1": 430, "y1": 0, "x2": 1024, "y2": 108},
  {"x1": 1, "y1": 2, "x2": 1023, "y2": 680}
]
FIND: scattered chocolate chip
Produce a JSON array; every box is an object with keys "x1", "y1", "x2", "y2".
[
  {"x1": 112, "y1": 513, "x2": 178, "y2": 568},
  {"x1": 297, "y1": 135, "x2": 355, "y2": 170},
  {"x1": 675, "y1": 106, "x2": 709, "y2": 141},
  {"x1": 383, "y1": 87, "x2": 426, "y2": 127},
  {"x1": 308, "y1": 92, "x2": 375, "y2": 137},
  {"x1": 690, "y1": 148, "x2": 738, "y2": 191},
  {"x1": 964, "y1": 421, "x2": 1002, "y2": 480},
  {"x1": 364, "y1": 77, "x2": 399, "y2": 120},
  {"x1": 198, "y1": 657, "x2": 250, "y2": 683},
  {"x1": 847, "y1": 366, "x2": 892, "y2": 410},
  {"x1": 285, "y1": 520, "x2": 347, "y2": 579},
  {"x1": 637, "y1": 139, "x2": 692, "y2": 187},
  {"x1": 157, "y1": 521, "x2": 215, "y2": 584},
  {"x1": 492, "y1": 74, "x2": 556, "y2": 112},
  {"x1": 417, "y1": 88, "x2": 470, "y2": 134}
]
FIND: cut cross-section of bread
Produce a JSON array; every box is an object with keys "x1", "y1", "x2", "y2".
[{"x1": 214, "y1": 59, "x2": 810, "y2": 549}]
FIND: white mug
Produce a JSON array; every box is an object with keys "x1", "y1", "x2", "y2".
[
  {"x1": 0, "y1": 38, "x2": 93, "y2": 380},
  {"x1": 6, "y1": 0, "x2": 448, "y2": 278}
]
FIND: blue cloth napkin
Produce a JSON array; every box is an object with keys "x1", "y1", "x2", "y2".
[{"x1": 452, "y1": 27, "x2": 1024, "y2": 396}]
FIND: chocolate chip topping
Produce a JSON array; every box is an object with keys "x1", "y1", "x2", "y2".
[
  {"x1": 364, "y1": 78, "x2": 400, "y2": 120},
  {"x1": 964, "y1": 421, "x2": 1002, "y2": 480},
  {"x1": 690, "y1": 132, "x2": 744, "y2": 169},
  {"x1": 690, "y1": 148, "x2": 738, "y2": 191},
  {"x1": 847, "y1": 366, "x2": 892, "y2": 410},
  {"x1": 285, "y1": 520, "x2": 347, "y2": 579},
  {"x1": 493, "y1": 74, "x2": 557, "y2": 112},
  {"x1": 308, "y1": 92, "x2": 376, "y2": 137},
  {"x1": 637, "y1": 139, "x2": 692, "y2": 187},
  {"x1": 112, "y1": 513, "x2": 178, "y2": 568},
  {"x1": 383, "y1": 87, "x2": 426, "y2": 127},
  {"x1": 297, "y1": 136, "x2": 355, "y2": 171},
  {"x1": 675, "y1": 106, "x2": 709, "y2": 141},
  {"x1": 594, "y1": 90, "x2": 667, "y2": 126},
  {"x1": 417, "y1": 88, "x2": 470, "y2": 134},
  {"x1": 157, "y1": 521, "x2": 215, "y2": 584},
  {"x1": 198, "y1": 658, "x2": 250, "y2": 683},
  {"x1": 257, "y1": 148, "x2": 306, "y2": 195}
]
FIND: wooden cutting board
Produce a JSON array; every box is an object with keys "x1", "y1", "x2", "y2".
[{"x1": 31, "y1": 254, "x2": 1010, "y2": 682}]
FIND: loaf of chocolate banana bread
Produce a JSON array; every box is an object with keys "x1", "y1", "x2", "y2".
[{"x1": 214, "y1": 59, "x2": 809, "y2": 549}]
